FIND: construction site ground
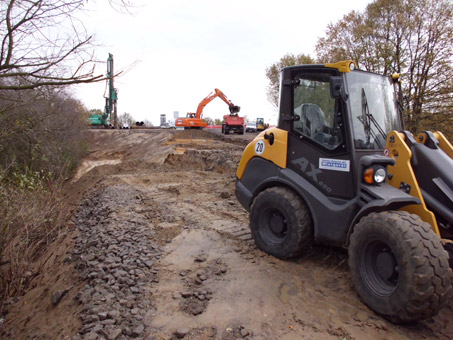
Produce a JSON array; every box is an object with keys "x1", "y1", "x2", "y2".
[{"x1": 1, "y1": 129, "x2": 452, "y2": 340}]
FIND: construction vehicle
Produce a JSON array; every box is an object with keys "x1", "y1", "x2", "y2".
[
  {"x1": 235, "y1": 61, "x2": 453, "y2": 323},
  {"x1": 222, "y1": 113, "x2": 244, "y2": 135},
  {"x1": 87, "y1": 53, "x2": 118, "y2": 128},
  {"x1": 176, "y1": 88, "x2": 240, "y2": 130},
  {"x1": 256, "y1": 118, "x2": 269, "y2": 131}
]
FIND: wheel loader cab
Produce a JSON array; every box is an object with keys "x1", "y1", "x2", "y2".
[
  {"x1": 280, "y1": 65, "x2": 355, "y2": 200},
  {"x1": 235, "y1": 61, "x2": 452, "y2": 322},
  {"x1": 280, "y1": 64, "x2": 403, "y2": 200},
  {"x1": 236, "y1": 62, "x2": 415, "y2": 245}
]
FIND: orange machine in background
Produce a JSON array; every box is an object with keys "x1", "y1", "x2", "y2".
[{"x1": 175, "y1": 88, "x2": 240, "y2": 129}]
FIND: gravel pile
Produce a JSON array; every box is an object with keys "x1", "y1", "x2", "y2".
[{"x1": 70, "y1": 185, "x2": 160, "y2": 340}]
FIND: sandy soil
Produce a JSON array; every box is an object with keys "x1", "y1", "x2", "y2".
[{"x1": 1, "y1": 129, "x2": 452, "y2": 340}]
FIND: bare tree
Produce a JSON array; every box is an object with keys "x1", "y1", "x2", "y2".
[
  {"x1": 119, "y1": 112, "x2": 135, "y2": 127},
  {"x1": 203, "y1": 117, "x2": 214, "y2": 126},
  {"x1": 0, "y1": 0, "x2": 132, "y2": 91}
]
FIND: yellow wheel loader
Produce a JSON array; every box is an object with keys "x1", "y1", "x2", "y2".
[{"x1": 235, "y1": 61, "x2": 453, "y2": 323}]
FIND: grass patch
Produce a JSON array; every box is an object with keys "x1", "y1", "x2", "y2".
[{"x1": 0, "y1": 180, "x2": 65, "y2": 309}]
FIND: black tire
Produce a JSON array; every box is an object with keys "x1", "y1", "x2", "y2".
[
  {"x1": 250, "y1": 187, "x2": 313, "y2": 259},
  {"x1": 348, "y1": 211, "x2": 452, "y2": 323},
  {"x1": 445, "y1": 242, "x2": 453, "y2": 268},
  {"x1": 224, "y1": 128, "x2": 229, "y2": 135}
]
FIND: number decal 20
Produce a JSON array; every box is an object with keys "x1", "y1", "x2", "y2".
[{"x1": 255, "y1": 140, "x2": 265, "y2": 155}]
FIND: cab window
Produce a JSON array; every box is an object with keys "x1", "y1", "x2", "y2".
[{"x1": 292, "y1": 72, "x2": 343, "y2": 150}]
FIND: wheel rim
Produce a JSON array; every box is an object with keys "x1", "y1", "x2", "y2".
[
  {"x1": 361, "y1": 240, "x2": 399, "y2": 296},
  {"x1": 260, "y1": 208, "x2": 288, "y2": 243}
]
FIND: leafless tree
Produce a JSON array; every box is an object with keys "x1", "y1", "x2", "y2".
[
  {"x1": 119, "y1": 112, "x2": 135, "y2": 127},
  {"x1": 0, "y1": 0, "x2": 132, "y2": 91},
  {"x1": 203, "y1": 116, "x2": 214, "y2": 126}
]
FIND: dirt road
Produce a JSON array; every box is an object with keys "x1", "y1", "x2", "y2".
[{"x1": 1, "y1": 129, "x2": 452, "y2": 340}]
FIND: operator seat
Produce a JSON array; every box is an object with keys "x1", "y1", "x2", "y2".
[
  {"x1": 301, "y1": 103, "x2": 326, "y2": 137},
  {"x1": 294, "y1": 103, "x2": 337, "y2": 148},
  {"x1": 294, "y1": 103, "x2": 326, "y2": 137}
]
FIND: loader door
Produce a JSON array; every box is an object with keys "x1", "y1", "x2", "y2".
[{"x1": 286, "y1": 69, "x2": 355, "y2": 199}]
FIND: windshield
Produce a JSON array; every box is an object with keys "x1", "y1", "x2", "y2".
[{"x1": 345, "y1": 71, "x2": 400, "y2": 149}]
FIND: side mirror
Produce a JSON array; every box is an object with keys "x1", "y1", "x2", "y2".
[{"x1": 330, "y1": 76, "x2": 343, "y2": 99}]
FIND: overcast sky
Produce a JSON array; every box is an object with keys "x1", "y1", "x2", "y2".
[{"x1": 75, "y1": 0, "x2": 369, "y2": 126}]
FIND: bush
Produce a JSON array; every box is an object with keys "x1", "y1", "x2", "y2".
[
  {"x1": 0, "y1": 86, "x2": 87, "y2": 310},
  {"x1": 0, "y1": 87, "x2": 87, "y2": 179}
]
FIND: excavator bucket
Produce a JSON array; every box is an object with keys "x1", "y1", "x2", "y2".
[{"x1": 229, "y1": 105, "x2": 240, "y2": 114}]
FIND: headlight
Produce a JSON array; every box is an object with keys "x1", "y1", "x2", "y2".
[
  {"x1": 374, "y1": 168, "x2": 386, "y2": 183},
  {"x1": 363, "y1": 166, "x2": 387, "y2": 185}
]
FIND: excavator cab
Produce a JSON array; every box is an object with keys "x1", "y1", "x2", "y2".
[{"x1": 235, "y1": 61, "x2": 452, "y2": 323}]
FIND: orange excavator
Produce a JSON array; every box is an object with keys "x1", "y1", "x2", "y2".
[{"x1": 175, "y1": 88, "x2": 240, "y2": 129}]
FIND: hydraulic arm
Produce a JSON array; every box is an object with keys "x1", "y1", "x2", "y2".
[{"x1": 175, "y1": 88, "x2": 240, "y2": 129}]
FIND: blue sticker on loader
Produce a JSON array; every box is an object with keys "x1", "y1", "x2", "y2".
[{"x1": 319, "y1": 158, "x2": 350, "y2": 172}]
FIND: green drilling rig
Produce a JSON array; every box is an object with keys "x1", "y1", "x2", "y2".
[{"x1": 87, "y1": 53, "x2": 118, "y2": 128}]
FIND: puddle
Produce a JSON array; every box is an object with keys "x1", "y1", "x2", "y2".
[{"x1": 278, "y1": 282, "x2": 298, "y2": 304}]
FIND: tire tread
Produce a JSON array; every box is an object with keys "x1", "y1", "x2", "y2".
[
  {"x1": 349, "y1": 211, "x2": 452, "y2": 322},
  {"x1": 250, "y1": 187, "x2": 313, "y2": 259}
]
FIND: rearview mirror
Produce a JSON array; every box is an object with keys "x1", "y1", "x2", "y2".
[
  {"x1": 330, "y1": 76, "x2": 343, "y2": 98},
  {"x1": 330, "y1": 76, "x2": 348, "y2": 101}
]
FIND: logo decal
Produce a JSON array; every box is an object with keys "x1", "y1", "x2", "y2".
[
  {"x1": 292, "y1": 157, "x2": 331, "y2": 192},
  {"x1": 319, "y1": 158, "x2": 350, "y2": 172}
]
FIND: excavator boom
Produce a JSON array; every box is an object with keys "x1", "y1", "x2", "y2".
[
  {"x1": 175, "y1": 88, "x2": 240, "y2": 129},
  {"x1": 195, "y1": 88, "x2": 240, "y2": 117}
]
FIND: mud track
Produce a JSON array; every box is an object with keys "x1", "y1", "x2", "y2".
[{"x1": 1, "y1": 129, "x2": 452, "y2": 340}]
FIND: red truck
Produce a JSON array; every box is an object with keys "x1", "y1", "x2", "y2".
[{"x1": 222, "y1": 113, "x2": 244, "y2": 134}]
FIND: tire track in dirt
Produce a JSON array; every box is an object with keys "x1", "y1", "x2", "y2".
[{"x1": 136, "y1": 177, "x2": 254, "y2": 246}]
